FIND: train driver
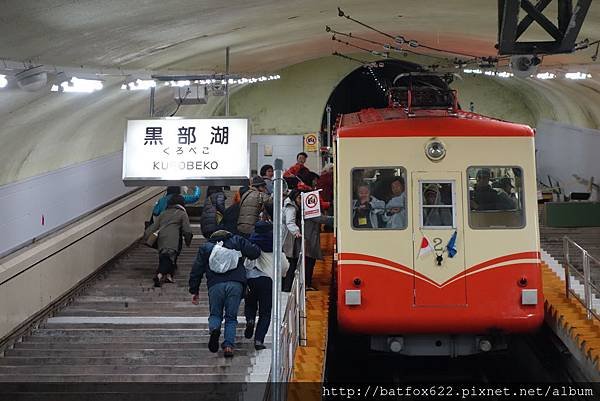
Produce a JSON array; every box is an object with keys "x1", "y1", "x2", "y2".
[
  {"x1": 423, "y1": 184, "x2": 453, "y2": 227},
  {"x1": 384, "y1": 176, "x2": 407, "y2": 229},
  {"x1": 352, "y1": 182, "x2": 386, "y2": 228}
]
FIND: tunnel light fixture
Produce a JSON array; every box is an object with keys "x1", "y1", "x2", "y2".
[
  {"x1": 536, "y1": 72, "x2": 556, "y2": 80},
  {"x1": 564, "y1": 72, "x2": 591, "y2": 80},
  {"x1": 0, "y1": 74, "x2": 7, "y2": 88},
  {"x1": 121, "y1": 79, "x2": 156, "y2": 91},
  {"x1": 164, "y1": 80, "x2": 191, "y2": 87},
  {"x1": 51, "y1": 77, "x2": 103, "y2": 93},
  {"x1": 163, "y1": 75, "x2": 280, "y2": 86},
  {"x1": 496, "y1": 71, "x2": 513, "y2": 78},
  {"x1": 463, "y1": 69, "x2": 483, "y2": 74}
]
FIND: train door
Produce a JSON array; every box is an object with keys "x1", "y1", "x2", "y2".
[{"x1": 411, "y1": 172, "x2": 466, "y2": 306}]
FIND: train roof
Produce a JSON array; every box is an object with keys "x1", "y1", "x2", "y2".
[{"x1": 337, "y1": 108, "x2": 534, "y2": 138}]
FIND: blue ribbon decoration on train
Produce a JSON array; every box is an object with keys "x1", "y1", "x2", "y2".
[{"x1": 446, "y1": 230, "x2": 457, "y2": 258}]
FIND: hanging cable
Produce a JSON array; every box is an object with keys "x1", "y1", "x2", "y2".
[
  {"x1": 337, "y1": 7, "x2": 496, "y2": 60},
  {"x1": 331, "y1": 51, "x2": 370, "y2": 65}
]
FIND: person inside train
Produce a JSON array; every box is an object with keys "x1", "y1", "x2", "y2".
[
  {"x1": 384, "y1": 176, "x2": 407, "y2": 229},
  {"x1": 144, "y1": 194, "x2": 193, "y2": 287},
  {"x1": 472, "y1": 168, "x2": 500, "y2": 211},
  {"x1": 494, "y1": 177, "x2": 518, "y2": 210},
  {"x1": 422, "y1": 184, "x2": 453, "y2": 227},
  {"x1": 352, "y1": 182, "x2": 386, "y2": 228}
]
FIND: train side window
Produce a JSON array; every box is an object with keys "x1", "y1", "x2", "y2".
[
  {"x1": 351, "y1": 167, "x2": 407, "y2": 230},
  {"x1": 467, "y1": 166, "x2": 525, "y2": 229},
  {"x1": 420, "y1": 182, "x2": 455, "y2": 228}
]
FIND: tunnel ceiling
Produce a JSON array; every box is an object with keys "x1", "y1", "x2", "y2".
[{"x1": 2, "y1": 0, "x2": 600, "y2": 74}]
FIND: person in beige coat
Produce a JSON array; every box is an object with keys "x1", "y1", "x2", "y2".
[
  {"x1": 145, "y1": 194, "x2": 193, "y2": 287},
  {"x1": 237, "y1": 176, "x2": 271, "y2": 236}
]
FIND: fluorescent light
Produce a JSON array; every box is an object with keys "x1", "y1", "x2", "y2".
[
  {"x1": 122, "y1": 79, "x2": 156, "y2": 90},
  {"x1": 565, "y1": 72, "x2": 591, "y2": 80},
  {"x1": 463, "y1": 69, "x2": 483, "y2": 74},
  {"x1": 536, "y1": 72, "x2": 556, "y2": 80},
  {"x1": 496, "y1": 71, "x2": 513, "y2": 78},
  {"x1": 165, "y1": 80, "x2": 191, "y2": 87},
  {"x1": 0, "y1": 74, "x2": 7, "y2": 88},
  {"x1": 484, "y1": 71, "x2": 495, "y2": 76},
  {"x1": 51, "y1": 77, "x2": 103, "y2": 93}
]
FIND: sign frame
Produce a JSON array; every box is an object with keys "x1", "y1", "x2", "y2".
[{"x1": 122, "y1": 117, "x2": 251, "y2": 186}]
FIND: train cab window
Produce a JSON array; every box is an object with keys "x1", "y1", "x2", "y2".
[
  {"x1": 420, "y1": 182, "x2": 455, "y2": 228},
  {"x1": 467, "y1": 167, "x2": 525, "y2": 229},
  {"x1": 351, "y1": 167, "x2": 407, "y2": 230}
]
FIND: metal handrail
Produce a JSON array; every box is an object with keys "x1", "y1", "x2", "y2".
[{"x1": 563, "y1": 236, "x2": 600, "y2": 321}]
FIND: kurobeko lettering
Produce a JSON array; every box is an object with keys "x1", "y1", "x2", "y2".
[{"x1": 152, "y1": 161, "x2": 219, "y2": 170}]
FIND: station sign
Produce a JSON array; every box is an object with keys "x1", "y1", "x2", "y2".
[{"x1": 122, "y1": 118, "x2": 250, "y2": 186}]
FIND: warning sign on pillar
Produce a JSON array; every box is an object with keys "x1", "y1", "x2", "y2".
[
  {"x1": 302, "y1": 190, "x2": 321, "y2": 219},
  {"x1": 304, "y1": 133, "x2": 318, "y2": 152}
]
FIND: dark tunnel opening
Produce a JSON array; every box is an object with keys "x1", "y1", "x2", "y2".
[{"x1": 320, "y1": 59, "x2": 425, "y2": 145}]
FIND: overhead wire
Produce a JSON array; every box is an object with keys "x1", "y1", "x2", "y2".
[{"x1": 336, "y1": 7, "x2": 488, "y2": 60}]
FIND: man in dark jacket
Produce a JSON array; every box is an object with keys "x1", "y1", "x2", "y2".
[{"x1": 189, "y1": 230, "x2": 261, "y2": 357}]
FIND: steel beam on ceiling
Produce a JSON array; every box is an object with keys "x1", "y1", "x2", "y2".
[{"x1": 497, "y1": 0, "x2": 592, "y2": 55}]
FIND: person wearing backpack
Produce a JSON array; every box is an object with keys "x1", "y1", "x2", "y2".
[
  {"x1": 200, "y1": 186, "x2": 226, "y2": 238},
  {"x1": 144, "y1": 194, "x2": 193, "y2": 287},
  {"x1": 188, "y1": 230, "x2": 261, "y2": 358}
]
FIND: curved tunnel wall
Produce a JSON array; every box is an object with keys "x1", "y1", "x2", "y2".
[{"x1": 1, "y1": 55, "x2": 600, "y2": 188}]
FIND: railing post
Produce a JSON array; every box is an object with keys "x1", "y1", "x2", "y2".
[
  {"x1": 583, "y1": 251, "x2": 592, "y2": 320},
  {"x1": 563, "y1": 237, "x2": 570, "y2": 299},
  {"x1": 272, "y1": 158, "x2": 283, "y2": 399}
]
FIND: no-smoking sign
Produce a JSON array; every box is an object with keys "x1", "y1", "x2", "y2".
[
  {"x1": 302, "y1": 190, "x2": 321, "y2": 219},
  {"x1": 304, "y1": 133, "x2": 318, "y2": 152}
]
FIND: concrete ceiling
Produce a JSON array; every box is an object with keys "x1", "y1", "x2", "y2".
[{"x1": 2, "y1": 0, "x2": 600, "y2": 74}]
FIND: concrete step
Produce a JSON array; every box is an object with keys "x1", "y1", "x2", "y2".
[
  {"x1": 0, "y1": 373, "x2": 248, "y2": 382},
  {"x1": 0, "y1": 364, "x2": 250, "y2": 375},
  {"x1": 4, "y1": 348, "x2": 254, "y2": 358},
  {"x1": 29, "y1": 328, "x2": 248, "y2": 337},
  {"x1": 13, "y1": 341, "x2": 259, "y2": 350},
  {"x1": 0, "y1": 356, "x2": 253, "y2": 366}
]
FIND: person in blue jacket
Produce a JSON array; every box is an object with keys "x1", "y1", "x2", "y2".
[
  {"x1": 152, "y1": 186, "x2": 201, "y2": 217},
  {"x1": 189, "y1": 230, "x2": 261, "y2": 358}
]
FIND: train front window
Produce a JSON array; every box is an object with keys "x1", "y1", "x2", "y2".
[
  {"x1": 467, "y1": 167, "x2": 525, "y2": 229},
  {"x1": 351, "y1": 167, "x2": 407, "y2": 230},
  {"x1": 420, "y1": 181, "x2": 455, "y2": 228}
]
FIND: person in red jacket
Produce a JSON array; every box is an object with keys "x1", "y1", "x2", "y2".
[{"x1": 317, "y1": 163, "x2": 334, "y2": 203}]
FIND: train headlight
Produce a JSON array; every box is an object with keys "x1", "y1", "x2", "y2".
[{"x1": 425, "y1": 139, "x2": 446, "y2": 161}]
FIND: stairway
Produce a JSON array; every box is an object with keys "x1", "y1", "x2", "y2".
[
  {"x1": 538, "y1": 204, "x2": 600, "y2": 284},
  {"x1": 0, "y1": 235, "x2": 270, "y2": 386},
  {"x1": 538, "y1": 204, "x2": 600, "y2": 315}
]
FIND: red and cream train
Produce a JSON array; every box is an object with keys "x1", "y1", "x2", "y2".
[{"x1": 333, "y1": 76, "x2": 543, "y2": 356}]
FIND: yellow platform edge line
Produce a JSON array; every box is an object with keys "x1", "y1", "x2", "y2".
[
  {"x1": 541, "y1": 262, "x2": 600, "y2": 371},
  {"x1": 290, "y1": 233, "x2": 333, "y2": 385}
]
